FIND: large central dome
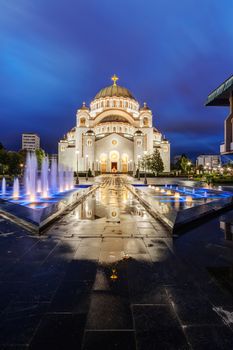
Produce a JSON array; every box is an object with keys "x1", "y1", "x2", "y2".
[{"x1": 94, "y1": 75, "x2": 136, "y2": 100}]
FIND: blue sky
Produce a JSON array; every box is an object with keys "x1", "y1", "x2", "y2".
[{"x1": 0, "y1": 0, "x2": 233, "y2": 159}]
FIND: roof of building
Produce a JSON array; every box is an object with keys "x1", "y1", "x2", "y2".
[
  {"x1": 205, "y1": 75, "x2": 233, "y2": 106},
  {"x1": 80, "y1": 102, "x2": 89, "y2": 110},
  {"x1": 94, "y1": 75, "x2": 136, "y2": 101}
]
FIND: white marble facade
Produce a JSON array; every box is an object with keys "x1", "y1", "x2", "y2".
[{"x1": 58, "y1": 76, "x2": 170, "y2": 173}]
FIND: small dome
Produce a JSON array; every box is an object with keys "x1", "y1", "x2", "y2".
[
  {"x1": 134, "y1": 130, "x2": 143, "y2": 136},
  {"x1": 140, "y1": 102, "x2": 150, "y2": 111},
  {"x1": 80, "y1": 102, "x2": 89, "y2": 110},
  {"x1": 85, "y1": 129, "x2": 95, "y2": 135}
]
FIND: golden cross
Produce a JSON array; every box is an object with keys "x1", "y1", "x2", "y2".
[{"x1": 111, "y1": 74, "x2": 119, "y2": 86}]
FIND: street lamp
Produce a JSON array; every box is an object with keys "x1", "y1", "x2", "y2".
[
  {"x1": 144, "y1": 150, "x2": 147, "y2": 185},
  {"x1": 86, "y1": 154, "x2": 88, "y2": 181},
  {"x1": 75, "y1": 150, "x2": 79, "y2": 184},
  {"x1": 137, "y1": 155, "x2": 141, "y2": 181},
  {"x1": 20, "y1": 163, "x2": 24, "y2": 177}
]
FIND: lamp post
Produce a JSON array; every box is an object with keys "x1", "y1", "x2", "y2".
[
  {"x1": 144, "y1": 150, "x2": 147, "y2": 185},
  {"x1": 86, "y1": 154, "x2": 88, "y2": 181},
  {"x1": 20, "y1": 163, "x2": 24, "y2": 177},
  {"x1": 75, "y1": 150, "x2": 79, "y2": 184},
  {"x1": 137, "y1": 155, "x2": 141, "y2": 180}
]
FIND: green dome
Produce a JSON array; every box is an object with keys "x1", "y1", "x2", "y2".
[{"x1": 94, "y1": 85, "x2": 136, "y2": 100}]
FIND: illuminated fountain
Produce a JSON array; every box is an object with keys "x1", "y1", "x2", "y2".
[
  {"x1": 1, "y1": 177, "x2": 6, "y2": 196},
  {"x1": 1, "y1": 152, "x2": 75, "y2": 203},
  {"x1": 13, "y1": 178, "x2": 19, "y2": 199},
  {"x1": 132, "y1": 183, "x2": 233, "y2": 233},
  {"x1": 0, "y1": 152, "x2": 93, "y2": 233}
]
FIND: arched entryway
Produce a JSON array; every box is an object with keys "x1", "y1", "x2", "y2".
[{"x1": 110, "y1": 151, "x2": 119, "y2": 172}]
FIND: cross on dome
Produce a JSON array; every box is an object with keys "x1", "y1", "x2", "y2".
[{"x1": 111, "y1": 74, "x2": 119, "y2": 86}]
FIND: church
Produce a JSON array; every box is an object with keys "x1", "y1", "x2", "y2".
[{"x1": 58, "y1": 75, "x2": 170, "y2": 174}]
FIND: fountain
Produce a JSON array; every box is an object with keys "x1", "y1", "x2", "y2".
[
  {"x1": 192, "y1": 188, "x2": 195, "y2": 194},
  {"x1": 0, "y1": 151, "x2": 94, "y2": 233},
  {"x1": 1, "y1": 152, "x2": 75, "y2": 204},
  {"x1": 25, "y1": 152, "x2": 37, "y2": 199},
  {"x1": 13, "y1": 178, "x2": 19, "y2": 199},
  {"x1": 1, "y1": 177, "x2": 6, "y2": 196},
  {"x1": 204, "y1": 191, "x2": 207, "y2": 198},
  {"x1": 41, "y1": 156, "x2": 49, "y2": 198},
  {"x1": 50, "y1": 158, "x2": 57, "y2": 193}
]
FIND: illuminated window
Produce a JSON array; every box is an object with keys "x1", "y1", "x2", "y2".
[
  {"x1": 143, "y1": 117, "x2": 149, "y2": 126},
  {"x1": 80, "y1": 118, "x2": 86, "y2": 126}
]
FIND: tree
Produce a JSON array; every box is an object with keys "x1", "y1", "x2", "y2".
[
  {"x1": 7, "y1": 151, "x2": 24, "y2": 175},
  {"x1": 35, "y1": 148, "x2": 45, "y2": 169},
  {"x1": 140, "y1": 154, "x2": 151, "y2": 171},
  {"x1": 0, "y1": 147, "x2": 8, "y2": 175},
  {"x1": 149, "y1": 149, "x2": 164, "y2": 175},
  {"x1": 176, "y1": 154, "x2": 191, "y2": 174}
]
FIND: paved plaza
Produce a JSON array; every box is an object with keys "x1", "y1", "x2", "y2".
[{"x1": 0, "y1": 176, "x2": 233, "y2": 349}]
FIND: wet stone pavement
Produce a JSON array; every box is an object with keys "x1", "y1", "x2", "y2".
[{"x1": 0, "y1": 176, "x2": 233, "y2": 349}]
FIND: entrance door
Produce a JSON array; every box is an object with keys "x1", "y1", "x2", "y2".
[{"x1": 111, "y1": 162, "x2": 117, "y2": 173}]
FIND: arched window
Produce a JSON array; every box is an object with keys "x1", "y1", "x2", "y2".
[
  {"x1": 80, "y1": 117, "x2": 86, "y2": 126},
  {"x1": 119, "y1": 127, "x2": 122, "y2": 132},
  {"x1": 113, "y1": 127, "x2": 116, "y2": 132},
  {"x1": 106, "y1": 100, "x2": 109, "y2": 107},
  {"x1": 143, "y1": 117, "x2": 149, "y2": 127}
]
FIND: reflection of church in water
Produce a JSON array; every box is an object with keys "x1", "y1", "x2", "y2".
[{"x1": 58, "y1": 75, "x2": 170, "y2": 173}]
